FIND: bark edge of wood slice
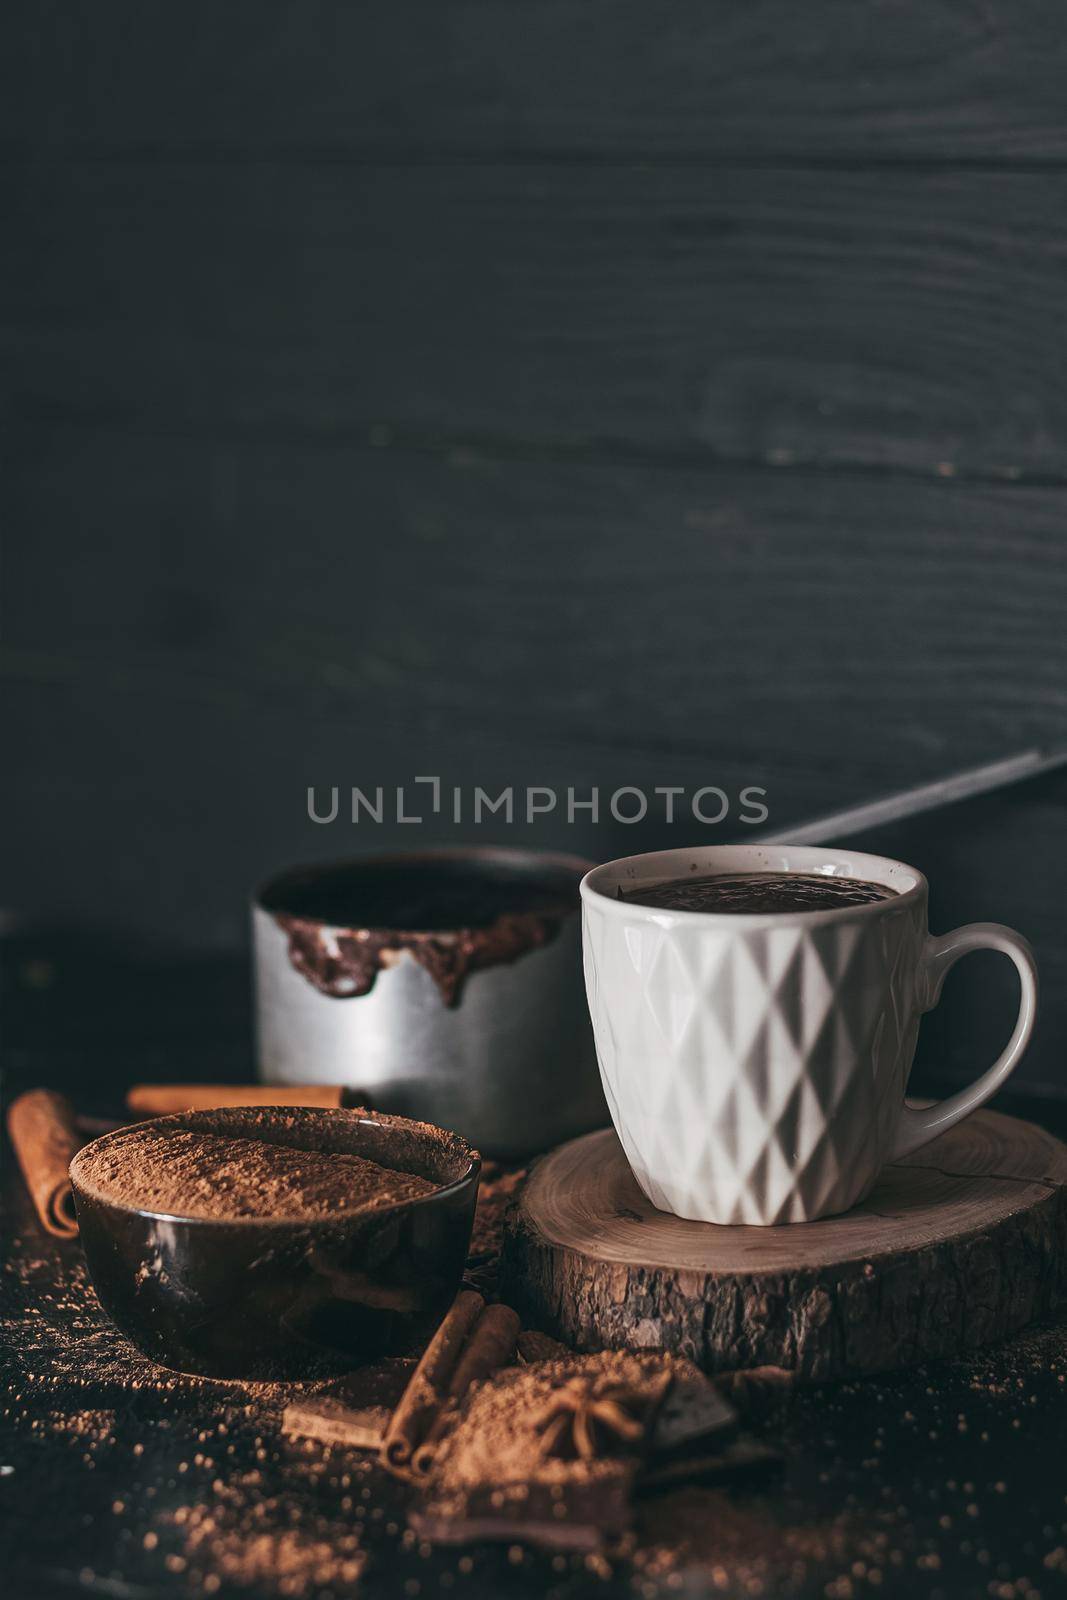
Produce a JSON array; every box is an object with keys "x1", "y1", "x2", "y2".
[{"x1": 501, "y1": 1110, "x2": 1067, "y2": 1381}]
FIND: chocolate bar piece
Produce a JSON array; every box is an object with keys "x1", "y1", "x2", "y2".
[
  {"x1": 411, "y1": 1471, "x2": 633, "y2": 1552},
  {"x1": 409, "y1": 1351, "x2": 684, "y2": 1549},
  {"x1": 651, "y1": 1364, "x2": 738, "y2": 1455},
  {"x1": 640, "y1": 1436, "x2": 784, "y2": 1493},
  {"x1": 718, "y1": 1366, "x2": 796, "y2": 1421},
  {"x1": 280, "y1": 1358, "x2": 413, "y2": 1451},
  {"x1": 282, "y1": 1398, "x2": 390, "y2": 1451}
]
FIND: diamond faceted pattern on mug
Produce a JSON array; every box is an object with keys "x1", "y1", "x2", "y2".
[
  {"x1": 641, "y1": 928, "x2": 700, "y2": 1051},
  {"x1": 584, "y1": 897, "x2": 930, "y2": 1222}
]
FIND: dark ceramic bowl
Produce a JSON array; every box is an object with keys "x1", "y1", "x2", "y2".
[{"x1": 70, "y1": 1106, "x2": 480, "y2": 1380}]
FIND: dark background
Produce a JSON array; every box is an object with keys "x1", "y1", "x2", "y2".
[{"x1": 2, "y1": 3, "x2": 1065, "y2": 1093}]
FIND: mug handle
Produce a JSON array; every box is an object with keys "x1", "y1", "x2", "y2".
[{"x1": 891, "y1": 922, "x2": 1039, "y2": 1162}]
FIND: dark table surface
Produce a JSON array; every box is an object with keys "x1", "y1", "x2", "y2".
[
  {"x1": 3, "y1": 929, "x2": 1067, "y2": 1600},
  {"x1": 4, "y1": 1084, "x2": 1067, "y2": 1600}
]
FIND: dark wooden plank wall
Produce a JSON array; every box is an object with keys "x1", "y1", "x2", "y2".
[
  {"x1": 11, "y1": 164, "x2": 1067, "y2": 478},
  {"x1": 3, "y1": 4, "x2": 1066, "y2": 1085},
  {"x1": 4, "y1": 2, "x2": 1067, "y2": 163}
]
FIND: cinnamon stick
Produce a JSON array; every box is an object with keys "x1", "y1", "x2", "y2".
[
  {"x1": 126, "y1": 1084, "x2": 348, "y2": 1115},
  {"x1": 412, "y1": 1303, "x2": 521, "y2": 1473},
  {"x1": 442, "y1": 1302, "x2": 520, "y2": 1400},
  {"x1": 6, "y1": 1089, "x2": 83, "y2": 1238},
  {"x1": 382, "y1": 1290, "x2": 486, "y2": 1472}
]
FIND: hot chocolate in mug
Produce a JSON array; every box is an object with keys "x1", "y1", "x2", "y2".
[{"x1": 580, "y1": 845, "x2": 1038, "y2": 1225}]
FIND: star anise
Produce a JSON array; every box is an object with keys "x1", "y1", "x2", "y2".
[{"x1": 532, "y1": 1372, "x2": 672, "y2": 1462}]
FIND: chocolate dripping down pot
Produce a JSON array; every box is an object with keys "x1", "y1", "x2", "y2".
[{"x1": 253, "y1": 847, "x2": 605, "y2": 1161}]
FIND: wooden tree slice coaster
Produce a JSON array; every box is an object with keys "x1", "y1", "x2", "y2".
[{"x1": 502, "y1": 1110, "x2": 1067, "y2": 1381}]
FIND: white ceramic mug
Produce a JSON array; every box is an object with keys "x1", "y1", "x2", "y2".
[{"x1": 580, "y1": 845, "x2": 1038, "y2": 1225}]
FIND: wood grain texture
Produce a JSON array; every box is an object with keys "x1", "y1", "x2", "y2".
[
  {"x1": 4, "y1": 428, "x2": 1065, "y2": 1089},
  {"x1": 7, "y1": 164, "x2": 1067, "y2": 477},
  {"x1": 3, "y1": 2, "x2": 1067, "y2": 163},
  {"x1": 2, "y1": 0, "x2": 1065, "y2": 1105},
  {"x1": 5, "y1": 431, "x2": 1065, "y2": 772},
  {"x1": 851, "y1": 774, "x2": 1067, "y2": 1101},
  {"x1": 503, "y1": 1112, "x2": 1067, "y2": 1379}
]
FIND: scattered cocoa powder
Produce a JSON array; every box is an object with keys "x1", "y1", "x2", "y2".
[
  {"x1": 11, "y1": 1111, "x2": 1067, "y2": 1600},
  {"x1": 173, "y1": 1469, "x2": 368, "y2": 1597},
  {"x1": 464, "y1": 1161, "x2": 526, "y2": 1296},
  {"x1": 434, "y1": 1353, "x2": 679, "y2": 1493},
  {"x1": 412, "y1": 1351, "x2": 703, "y2": 1548},
  {"x1": 516, "y1": 1329, "x2": 570, "y2": 1364},
  {"x1": 71, "y1": 1124, "x2": 439, "y2": 1221},
  {"x1": 448, "y1": 1350, "x2": 735, "y2": 1483},
  {"x1": 631, "y1": 1487, "x2": 854, "y2": 1591},
  {"x1": 184, "y1": 1514, "x2": 365, "y2": 1596},
  {"x1": 28, "y1": 1407, "x2": 116, "y2": 1445}
]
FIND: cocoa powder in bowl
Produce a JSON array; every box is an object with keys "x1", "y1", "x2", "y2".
[
  {"x1": 71, "y1": 1106, "x2": 470, "y2": 1222},
  {"x1": 69, "y1": 1108, "x2": 480, "y2": 1379},
  {"x1": 74, "y1": 1123, "x2": 437, "y2": 1222}
]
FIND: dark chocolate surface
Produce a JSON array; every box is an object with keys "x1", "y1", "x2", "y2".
[
  {"x1": 260, "y1": 858, "x2": 579, "y2": 933},
  {"x1": 264, "y1": 857, "x2": 580, "y2": 1006},
  {"x1": 619, "y1": 871, "x2": 896, "y2": 915}
]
